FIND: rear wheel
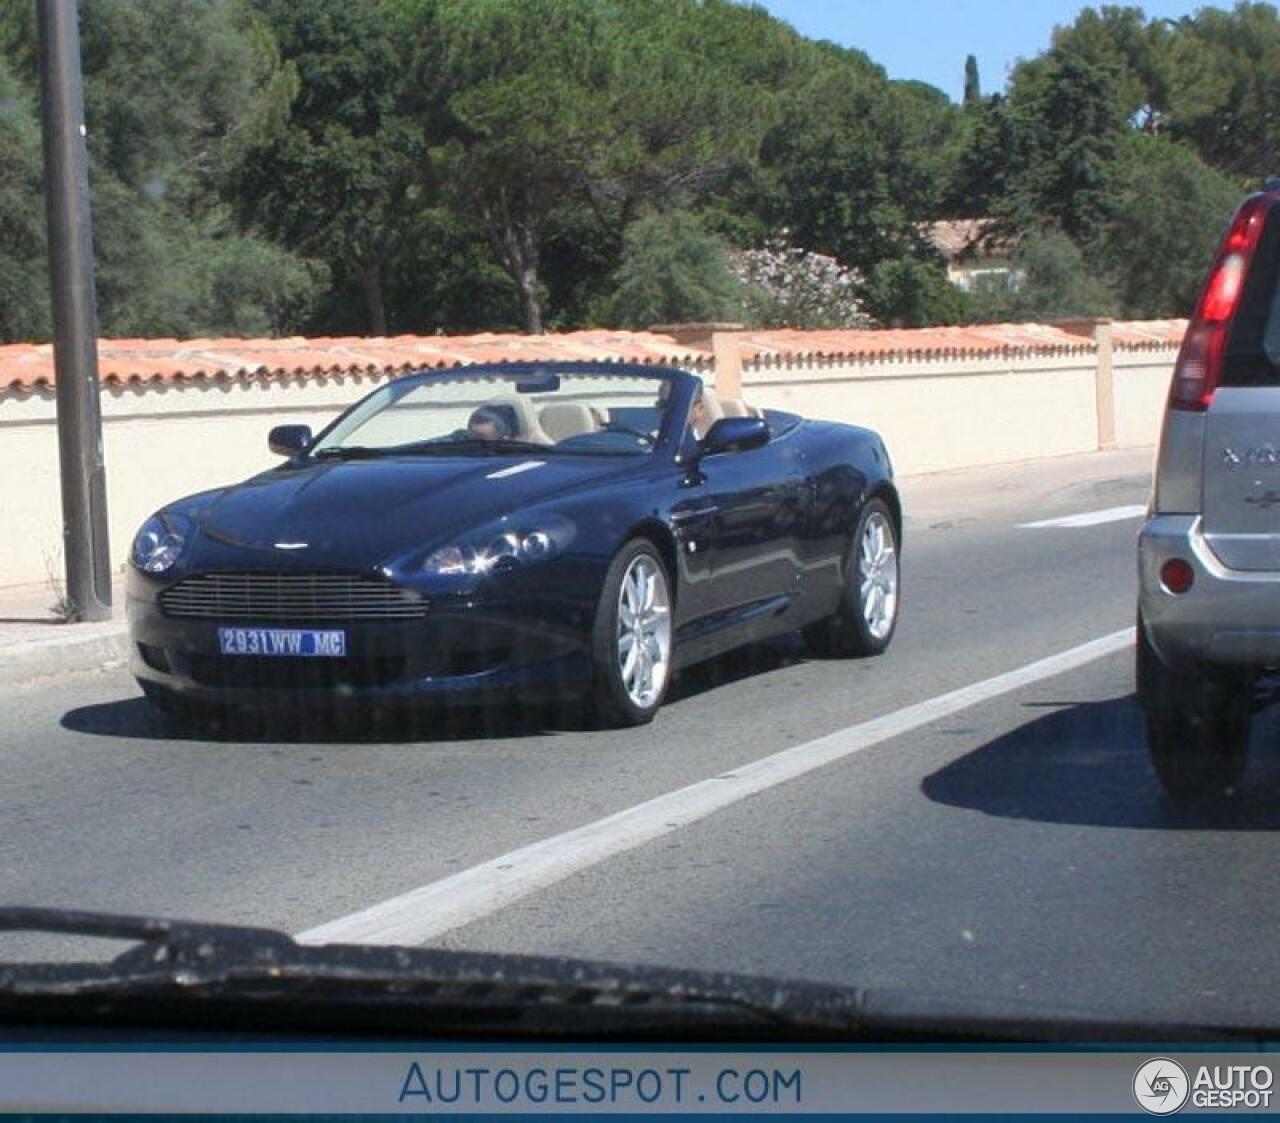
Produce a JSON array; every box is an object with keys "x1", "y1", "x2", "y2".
[
  {"x1": 805, "y1": 498, "x2": 899, "y2": 658},
  {"x1": 1136, "y1": 617, "x2": 1252, "y2": 799},
  {"x1": 588, "y1": 540, "x2": 673, "y2": 727}
]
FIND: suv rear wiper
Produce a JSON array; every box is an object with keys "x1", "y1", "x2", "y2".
[{"x1": 0, "y1": 907, "x2": 1251, "y2": 1042}]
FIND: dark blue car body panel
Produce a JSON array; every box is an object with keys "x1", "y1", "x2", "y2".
[{"x1": 126, "y1": 362, "x2": 899, "y2": 709}]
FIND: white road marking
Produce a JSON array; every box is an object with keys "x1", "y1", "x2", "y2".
[
  {"x1": 485, "y1": 460, "x2": 545, "y2": 480},
  {"x1": 296, "y1": 628, "x2": 1134, "y2": 947},
  {"x1": 1019, "y1": 504, "x2": 1147, "y2": 529}
]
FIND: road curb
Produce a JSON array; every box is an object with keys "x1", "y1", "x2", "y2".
[{"x1": 3, "y1": 624, "x2": 130, "y2": 685}]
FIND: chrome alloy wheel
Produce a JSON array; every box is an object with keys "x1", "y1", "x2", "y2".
[
  {"x1": 859, "y1": 511, "x2": 898, "y2": 641},
  {"x1": 616, "y1": 554, "x2": 672, "y2": 709}
]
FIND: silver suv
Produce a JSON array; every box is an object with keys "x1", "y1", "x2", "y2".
[{"x1": 1139, "y1": 189, "x2": 1280, "y2": 797}]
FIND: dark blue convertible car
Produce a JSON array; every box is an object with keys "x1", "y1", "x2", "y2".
[{"x1": 127, "y1": 362, "x2": 900, "y2": 726}]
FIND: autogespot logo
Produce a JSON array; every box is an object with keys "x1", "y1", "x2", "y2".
[{"x1": 1134, "y1": 1058, "x2": 1190, "y2": 1115}]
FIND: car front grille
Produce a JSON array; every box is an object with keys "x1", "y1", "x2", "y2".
[{"x1": 159, "y1": 573, "x2": 427, "y2": 621}]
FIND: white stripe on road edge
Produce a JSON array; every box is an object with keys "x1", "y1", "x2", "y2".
[
  {"x1": 1019, "y1": 504, "x2": 1147, "y2": 529},
  {"x1": 296, "y1": 627, "x2": 1134, "y2": 947}
]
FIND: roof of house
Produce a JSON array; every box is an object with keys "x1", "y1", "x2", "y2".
[
  {"x1": 0, "y1": 320, "x2": 1186, "y2": 394},
  {"x1": 926, "y1": 219, "x2": 1018, "y2": 263}
]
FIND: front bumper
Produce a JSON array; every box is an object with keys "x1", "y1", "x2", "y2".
[
  {"x1": 1139, "y1": 514, "x2": 1280, "y2": 669},
  {"x1": 126, "y1": 572, "x2": 597, "y2": 708}
]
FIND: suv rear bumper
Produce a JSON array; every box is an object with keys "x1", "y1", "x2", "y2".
[{"x1": 1140, "y1": 514, "x2": 1280, "y2": 669}]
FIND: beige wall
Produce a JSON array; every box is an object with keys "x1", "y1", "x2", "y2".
[
  {"x1": 0, "y1": 348, "x2": 1174, "y2": 589},
  {"x1": 1113, "y1": 350, "x2": 1174, "y2": 448},
  {"x1": 2, "y1": 375, "x2": 384, "y2": 592},
  {"x1": 743, "y1": 353, "x2": 1102, "y2": 476}
]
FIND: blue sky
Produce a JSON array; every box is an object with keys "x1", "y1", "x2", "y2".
[{"x1": 753, "y1": 1, "x2": 1209, "y2": 101}]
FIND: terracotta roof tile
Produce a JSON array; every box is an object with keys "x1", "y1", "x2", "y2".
[
  {"x1": 0, "y1": 321, "x2": 1185, "y2": 394},
  {"x1": 1110, "y1": 319, "x2": 1188, "y2": 348}
]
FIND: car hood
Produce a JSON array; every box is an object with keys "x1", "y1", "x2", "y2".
[{"x1": 187, "y1": 454, "x2": 636, "y2": 568}]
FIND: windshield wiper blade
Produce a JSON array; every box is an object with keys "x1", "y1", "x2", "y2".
[
  {"x1": 0, "y1": 907, "x2": 1252, "y2": 1042},
  {"x1": 0, "y1": 907, "x2": 861, "y2": 1039},
  {"x1": 398, "y1": 439, "x2": 551, "y2": 456}
]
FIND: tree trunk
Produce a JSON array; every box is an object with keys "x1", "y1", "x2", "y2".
[
  {"x1": 517, "y1": 264, "x2": 543, "y2": 334},
  {"x1": 481, "y1": 189, "x2": 545, "y2": 334},
  {"x1": 357, "y1": 262, "x2": 388, "y2": 337}
]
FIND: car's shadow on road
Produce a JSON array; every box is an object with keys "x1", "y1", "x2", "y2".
[
  {"x1": 59, "y1": 637, "x2": 809, "y2": 746},
  {"x1": 667, "y1": 633, "x2": 807, "y2": 703},
  {"x1": 922, "y1": 694, "x2": 1280, "y2": 829},
  {"x1": 58, "y1": 694, "x2": 565, "y2": 744}
]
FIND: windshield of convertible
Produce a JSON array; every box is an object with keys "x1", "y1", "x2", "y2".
[{"x1": 309, "y1": 369, "x2": 682, "y2": 459}]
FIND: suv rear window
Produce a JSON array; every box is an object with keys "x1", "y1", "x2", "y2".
[{"x1": 1223, "y1": 202, "x2": 1280, "y2": 386}]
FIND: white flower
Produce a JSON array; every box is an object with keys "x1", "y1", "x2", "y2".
[{"x1": 729, "y1": 238, "x2": 873, "y2": 329}]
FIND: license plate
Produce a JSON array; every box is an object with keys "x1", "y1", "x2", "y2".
[{"x1": 217, "y1": 627, "x2": 347, "y2": 658}]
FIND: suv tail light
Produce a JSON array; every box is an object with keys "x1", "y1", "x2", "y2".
[{"x1": 1170, "y1": 194, "x2": 1273, "y2": 411}]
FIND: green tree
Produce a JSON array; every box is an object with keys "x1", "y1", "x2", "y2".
[
  {"x1": 1164, "y1": 3, "x2": 1280, "y2": 179},
  {"x1": 0, "y1": 55, "x2": 49, "y2": 342},
  {"x1": 963, "y1": 54, "x2": 981, "y2": 107},
  {"x1": 967, "y1": 227, "x2": 1116, "y2": 322},
  {"x1": 412, "y1": 0, "x2": 619, "y2": 333},
  {"x1": 756, "y1": 45, "x2": 965, "y2": 326},
  {"x1": 867, "y1": 257, "x2": 967, "y2": 327},
  {"x1": 600, "y1": 0, "x2": 791, "y2": 215},
  {"x1": 607, "y1": 211, "x2": 741, "y2": 327},
  {"x1": 759, "y1": 49, "x2": 904, "y2": 269},
  {"x1": 0, "y1": 0, "x2": 324, "y2": 340},
  {"x1": 1002, "y1": 46, "x2": 1130, "y2": 243},
  {"x1": 377, "y1": 205, "x2": 519, "y2": 334},
  {"x1": 74, "y1": 0, "x2": 325, "y2": 337},
  {"x1": 230, "y1": 0, "x2": 419, "y2": 335},
  {"x1": 1097, "y1": 133, "x2": 1241, "y2": 317},
  {"x1": 412, "y1": 0, "x2": 785, "y2": 333},
  {"x1": 1048, "y1": 6, "x2": 1174, "y2": 133},
  {"x1": 947, "y1": 93, "x2": 1018, "y2": 217}
]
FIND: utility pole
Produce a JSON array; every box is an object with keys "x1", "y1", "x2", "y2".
[{"x1": 37, "y1": 0, "x2": 111, "y2": 621}]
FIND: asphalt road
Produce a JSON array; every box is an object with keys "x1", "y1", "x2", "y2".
[{"x1": 6, "y1": 446, "x2": 1279, "y2": 1030}]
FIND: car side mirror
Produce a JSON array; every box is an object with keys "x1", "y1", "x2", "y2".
[
  {"x1": 268, "y1": 424, "x2": 312, "y2": 457},
  {"x1": 700, "y1": 416, "x2": 770, "y2": 456}
]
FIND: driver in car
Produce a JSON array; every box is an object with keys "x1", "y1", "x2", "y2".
[
  {"x1": 466, "y1": 404, "x2": 516, "y2": 441},
  {"x1": 656, "y1": 383, "x2": 711, "y2": 441}
]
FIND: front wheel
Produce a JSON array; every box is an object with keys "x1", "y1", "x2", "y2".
[
  {"x1": 1136, "y1": 618, "x2": 1252, "y2": 799},
  {"x1": 805, "y1": 498, "x2": 900, "y2": 658},
  {"x1": 588, "y1": 540, "x2": 674, "y2": 727}
]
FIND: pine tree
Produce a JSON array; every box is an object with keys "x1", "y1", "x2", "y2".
[{"x1": 963, "y1": 54, "x2": 981, "y2": 106}]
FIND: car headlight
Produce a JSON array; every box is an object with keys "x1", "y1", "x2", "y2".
[
  {"x1": 422, "y1": 520, "x2": 568, "y2": 578},
  {"x1": 131, "y1": 513, "x2": 191, "y2": 574}
]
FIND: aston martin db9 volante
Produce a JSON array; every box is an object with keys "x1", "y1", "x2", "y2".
[{"x1": 127, "y1": 362, "x2": 900, "y2": 726}]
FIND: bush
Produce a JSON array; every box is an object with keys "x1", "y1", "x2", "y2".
[
  {"x1": 607, "y1": 211, "x2": 742, "y2": 327},
  {"x1": 967, "y1": 226, "x2": 1116, "y2": 322},
  {"x1": 730, "y1": 239, "x2": 872, "y2": 328},
  {"x1": 865, "y1": 256, "x2": 967, "y2": 327}
]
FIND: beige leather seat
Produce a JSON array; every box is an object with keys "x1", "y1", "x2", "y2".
[
  {"x1": 714, "y1": 395, "x2": 762, "y2": 419},
  {"x1": 482, "y1": 395, "x2": 552, "y2": 444},
  {"x1": 700, "y1": 391, "x2": 726, "y2": 426},
  {"x1": 539, "y1": 402, "x2": 599, "y2": 443}
]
